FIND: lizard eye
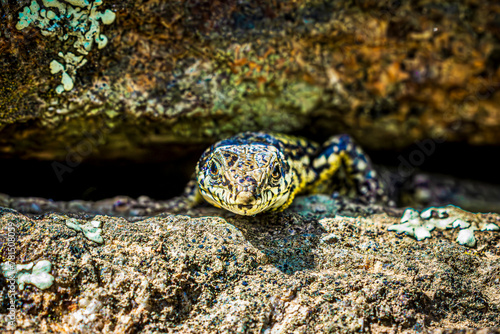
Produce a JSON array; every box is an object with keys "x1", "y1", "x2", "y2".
[
  {"x1": 209, "y1": 161, "x2": 219, "y2": 176},
  {"x1": 272, "y1": 164, "x2": 281, "y2": 179}
]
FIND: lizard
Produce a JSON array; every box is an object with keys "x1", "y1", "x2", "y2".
[{"x1": 166, "y1": 131, "x2": 388, "y2": 216}]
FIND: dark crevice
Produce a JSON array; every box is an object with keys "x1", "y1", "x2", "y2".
[{"x1": 0, "y1": 142, "x2": 499, "y2": 202}]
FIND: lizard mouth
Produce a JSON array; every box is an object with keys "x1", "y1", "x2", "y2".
[
  {"x1": 224, "y1": 203, "x2": 266, "y2": 215},
  {"x1": 236, "y1": 204, "x2": 255, "y2": 209}
]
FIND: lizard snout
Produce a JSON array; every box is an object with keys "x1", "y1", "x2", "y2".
[{"x1": 235, "y1": 191, "x2": 256, "y2": 205}]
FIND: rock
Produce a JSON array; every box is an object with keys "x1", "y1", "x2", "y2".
[
  {"x1": 0, "y1": 204, "x2": 499, "y2": 332},
  {"x1": 1, "y1": 1, "x2": 500, "y2": 162}
]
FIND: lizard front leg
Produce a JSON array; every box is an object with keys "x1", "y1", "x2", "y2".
[{"x1": 162, "y1": 174, "x2": 204, "y2": 213}]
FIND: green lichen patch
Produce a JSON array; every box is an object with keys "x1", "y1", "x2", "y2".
[
  {"x1": 65, "y1": 218, "x2": 104, "y2": 244},
  {"x1": 15, "y1": 0, "x2": 116, "y2": 93},
  {"x1": 388, "y1": 205, "x2": 500, "y2": 247},
  {"x1": 1, "y1": 259, "x2": 55, "y2": 290}
]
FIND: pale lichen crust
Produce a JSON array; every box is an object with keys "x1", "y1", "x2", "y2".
[
  {"x1": 65, "y1": 218, "x2": 104, "y2": 244},
  {"x1": 388, "y1": 205, "x2": 500, "y2": 247},
  {"x1": 0, "y1": 260, "x2": 55, "y2": 290},
  {"x1": 16, "y1": 0, "x2": 116, "y2": 93}
]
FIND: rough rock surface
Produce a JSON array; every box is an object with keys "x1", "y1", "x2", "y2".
[
  {"x1": 1, "y1": 1, "x2": 500, "y2": 161},
  {"x1": 1, "y1": 200, "x2": 499, "y2": 333}
]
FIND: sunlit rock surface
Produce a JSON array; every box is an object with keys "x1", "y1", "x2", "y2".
[{"x1": 0, "y1": 206, "x2": 499, "y2": 332}]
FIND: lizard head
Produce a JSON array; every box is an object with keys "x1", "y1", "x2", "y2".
[{"x1": 196, "y1": 144, "x2": 293, "y2": 215}]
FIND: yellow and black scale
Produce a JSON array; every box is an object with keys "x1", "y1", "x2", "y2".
[{"x1": 169, "y1": 132, "x2": 388, "y2": 215}]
